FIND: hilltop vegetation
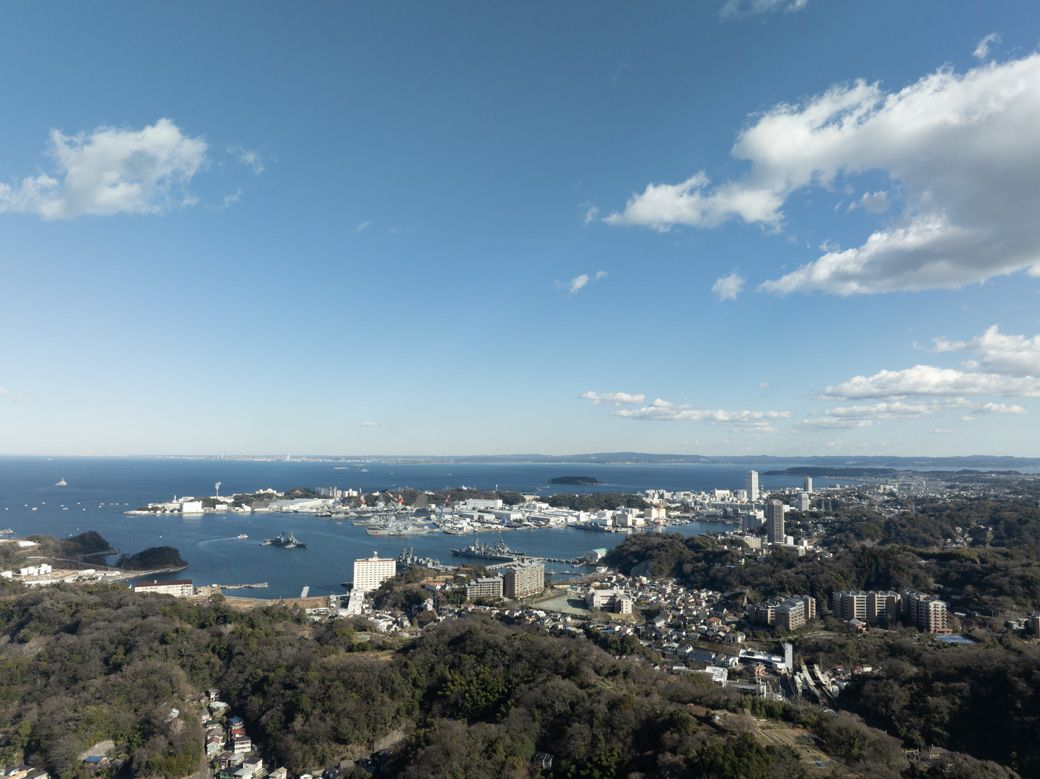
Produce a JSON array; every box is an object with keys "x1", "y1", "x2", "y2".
[
  {"x1": 115, "y1": 546, "x2": 188, "y2": 570},
  {"x1": 0, "y1": 584, "x2": 992, "y2": 778}
]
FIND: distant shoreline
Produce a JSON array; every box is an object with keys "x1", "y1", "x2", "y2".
[{"x1": 4, "y1": 452, "x2": 1040, "y2": 468}]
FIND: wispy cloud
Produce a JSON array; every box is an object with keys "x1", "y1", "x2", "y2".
[
  {"x1": 582, "y1": 205, "x2": 599, "y2": 225},
  {"x1": 799, "y1": 399, "x2": 966, "y2": 429},
  {"x1": 358, "y1": 420, "x2": 379, "y2": 428},
  {"x1": 0, "y1": 118, "x2": 207, "y2": 219},
  {"x1": 219, "y1": 189, "x2": 243, "y2": 209},
  {"x1": 355, "y1": 219, "x2": 373, "y2": 233},
  {"x1": 711, "y1": 272, "x2": 745, "y2": 301},
  {"x1": 564, "y1": 270, "x2": 608, "y2": 295},
  {"x1": 228, "y1": 145, "x2": 266, "y2": 174},
  {"x1": 615, "y1": 398, "x2": 790, "y2": 430},
  {"x1": 848, "y1": 190, "x2": 890, "y2": 214},
  {"x1": 975, "y1": 402, "x2": 1026, "y2": 415},
  {"x1": 580, "y1": 391, "x2": 646, "y2": 406},
  {"x1": 973, "y1": 32, "x2": 1001, "y2": 60},
  {"x1": 719, "y1": 0, "x2": 809, "y2": 19}
]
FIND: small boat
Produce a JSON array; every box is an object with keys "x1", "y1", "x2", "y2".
[
  {"x1": 55, "y1": 478, "x2": 68, "y2": 487},
  {"x1": 0, "y1": 528, "x2": 14, "y2": 535},
  {"x1": 236, "y1": 534, "x2": 249, "y2": 540}
]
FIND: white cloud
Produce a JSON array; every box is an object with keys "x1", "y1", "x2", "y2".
[
  {"x1": 799, "y1": 399, "x2": 965, "y2": 429},
  {"x1": 823, "y1": 365, "x2": 1040, "y2": 399},
  {"x1": 580, "y1": 391, "x2": 646, "y2": 406},
  {"x1": 355, "y1": 219, "x2": 373, "y2": 233},
  {"x1": 609, "y1": 55, "x2": 1040, "y2": 295},
  {"x1": 605, "y1": 172, "x2": 783, "y2": 230},
  {"x1": 826, "y1": 400, "x2": 962, "y2": 418},
  {"x1": 219, "y1": 189, "x2": 242, "y2": 209},
  {"x1": 0, "y1": 119, "x2": 207, "y2": 219},
  {"x1": 583, "y1": 205, "x2": 599, "y2": 225},
  {"x1": 934, "y1": 325, "x2": 1040, "y2": 376},
  {"x1": 973, "y1": 32, "x2": 1001, "y2": 61},
  {"x1": 719, "y1": 0, "x2": 809, "y2": 19},
  {"x1": 850, "y1": 190, "x2": 890, "y2": 214},
  {"x1": 975, "y1": 402, "x2": 1026, "y2": 415},
  {"x1": 796, "y1": 417, "x2": 873, "y2": 430},
  {"x1": 711, "y1": 272, "x2": 745, "y2": 301},
  {"x1": 615, "y1": 398, "x2": 790, "y2": 429},
  {"x1": 358, "y1": 420, "x2": 379, "y2": 428},
  {"x1": 229, "y1": 145, "x2": 265, "y2": 174},
  {"x1": 565, "y1": 271, "x2": 608, "y2": 295}
]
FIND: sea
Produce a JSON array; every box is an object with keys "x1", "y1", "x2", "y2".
[{"x1": 0, "y1": 456, "x2": 828, "y2": 598}]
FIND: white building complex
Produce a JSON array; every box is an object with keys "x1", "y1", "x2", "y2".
[
  {"x1": 352, "y1": 553, "x2": 397, "y2": 594},
  {"x1": 133, "y1": 579, "x2": 194, "y2": 597}
]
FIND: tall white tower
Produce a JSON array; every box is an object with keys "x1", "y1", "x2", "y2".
[
  {"x1": 803, "y1": 476, "x2": 813, "y2": 495},
  {"x1": 746, "y1": 470, "x2": 760, "y2": 502}
]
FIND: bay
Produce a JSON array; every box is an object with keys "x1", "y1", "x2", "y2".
[{"x1": 0, "y1": 456, "x2": 816, "y2": 598}]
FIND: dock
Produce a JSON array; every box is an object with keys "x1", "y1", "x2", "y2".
[{"x1": 212, "y1": 582, "x2": 269, "y2": 590}]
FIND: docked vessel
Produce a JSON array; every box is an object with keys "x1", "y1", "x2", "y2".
[
  {"x1": 261, "y1": 531, "x2": 306, "y2": 549},
  {"x1": 451, "y1": 537, "x2": 526, "y2": 562}
]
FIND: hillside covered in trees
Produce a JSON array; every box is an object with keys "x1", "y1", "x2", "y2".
[{"x1": 0, "y1": 584, "x2": 1011, "y2": 779}]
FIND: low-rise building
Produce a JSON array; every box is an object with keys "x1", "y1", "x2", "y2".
[
  {"x1": 585, "y1": 588, "x2": 633, "y2": 614},
  {"x1": 133, "y1": 579, "x2": 194, "y2": 597},
  {"x1": 751, "y1": 595, "x2": 816, "y2": 631},
  {"x1": 466, "y1": 576, "x2": 504, "y2": 601}
]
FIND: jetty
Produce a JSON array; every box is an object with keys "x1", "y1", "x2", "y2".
[{"x1": 212, "y1": 582, "x2": 269, "y2": 590}]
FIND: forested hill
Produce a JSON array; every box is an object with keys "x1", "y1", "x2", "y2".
[
  {"x1": 115, "y1": 545, "x2": 187, "y2": 570},
  {"x1": 0, "y1": 585, "x2": 1007, "y2": 778}
]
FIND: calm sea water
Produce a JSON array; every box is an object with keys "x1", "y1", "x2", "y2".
[{"x1": 0, "y1": 457, "x2": 813, "y2": 598}]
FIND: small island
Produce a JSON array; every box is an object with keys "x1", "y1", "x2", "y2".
[
  {"x1": 548, "y1": 475, "x2": 602, "y2": 486},
  {"x1": 116, "y1": 545, "x2": 188, "y2": 571}
]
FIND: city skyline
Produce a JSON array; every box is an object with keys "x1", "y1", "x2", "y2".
[{"x1": 3, "y1": 2, "x2": 1040, "y2": 456}]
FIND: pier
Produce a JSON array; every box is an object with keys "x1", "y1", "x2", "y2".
[
  {"x1": 212, "y1": 582, "x2": 269, "y2": 590},
  {"x1": 486, "y1": 556, "x2": 588, "y2": 570}
]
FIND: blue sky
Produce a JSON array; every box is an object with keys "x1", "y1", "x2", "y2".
[{"x1": 2, "y1": 1, "x2": 1039, "y2": 456}]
